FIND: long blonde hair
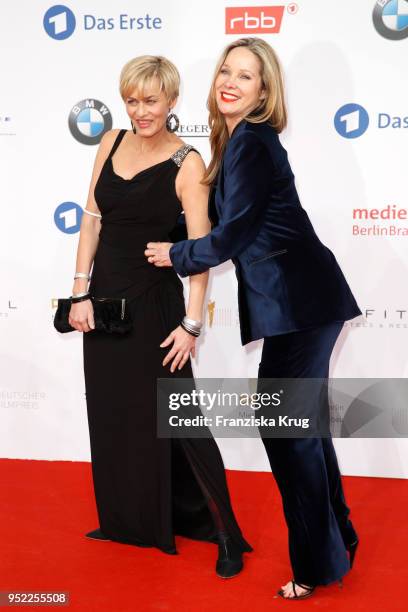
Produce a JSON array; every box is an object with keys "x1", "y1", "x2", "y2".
[{"x1": 203, "y1": 38, "x2": 287, "y2": 185}]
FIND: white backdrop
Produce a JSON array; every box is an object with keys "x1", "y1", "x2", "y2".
[{"x1": 1, "y1": 0, "x2": 407, "y2": 476}]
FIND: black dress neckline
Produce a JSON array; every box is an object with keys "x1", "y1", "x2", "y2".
[
  {"x1": 109, "y1": 131, "x2": 189, "y2": 182},
  {"x1": 109, "y1": 156, "x2": 173, "y2": 182}
]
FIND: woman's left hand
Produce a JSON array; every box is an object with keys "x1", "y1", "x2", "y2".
[
  {"x1": 161, "y1": 325, "x2": 196, "y2": 372},
  {"x1": 145, "y1": 242, "x2": 173, "y2": 267}
]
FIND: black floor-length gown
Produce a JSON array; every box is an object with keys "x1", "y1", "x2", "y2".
[{"x1": 83, "y1": 129, "x2": 252, "y2": 555}]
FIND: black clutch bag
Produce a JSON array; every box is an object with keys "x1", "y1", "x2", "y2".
[{"x1": 53, "y1": 297, "x2": 133, "y2": 334}]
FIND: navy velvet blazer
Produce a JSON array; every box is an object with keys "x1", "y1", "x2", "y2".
[{"x1": 170, "y1": 119, "x2": 361, "y2": 345}]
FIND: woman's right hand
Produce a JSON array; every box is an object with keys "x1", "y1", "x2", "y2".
[{"x1": 69, "y1": 299, "x2": 95, "y2": 333}]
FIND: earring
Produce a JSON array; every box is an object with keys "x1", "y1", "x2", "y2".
[
  {"x1": 131, "y1": 120, "x2": 136, "y2": 134},
  {"x1": 166, "y1": 112, "x2": 180, "y2": 133}
]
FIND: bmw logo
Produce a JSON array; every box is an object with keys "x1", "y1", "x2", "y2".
[
  {"x1": 68, "y1": 99, "x2": 113, "y2": 145},
  {"x1": 373, "y1": 0, "x2": 408, "y2": 40}
]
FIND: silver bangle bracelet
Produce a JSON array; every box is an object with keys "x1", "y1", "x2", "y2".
[
  {"x1": 183, "y1": 316, "x2": 202, "y2": 330},
  {"x1": 182, "y1": 322, "x2": 201, "y2": 333},
  {"x1": 181, "y1": 321, "x2": 200, "y2": 337},
  {"x1": 83, "y1": 208, "x2": 102, "y2": 219},
  {"x1": 181, "y1": 318, "x2": 201, "y2": 337},
  {"x1": 74, "y1": 272, "x2": 91, "y2": 280},
  {"x1": 71, "y1": 291, "x2": 90, "y2": 298}
]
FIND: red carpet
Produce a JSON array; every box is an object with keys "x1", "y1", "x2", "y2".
[{"x1": 1, "y1": 459, "x2": 407, "y2": 611}]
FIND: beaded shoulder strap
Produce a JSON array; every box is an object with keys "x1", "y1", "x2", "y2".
[{"x1": 170, "y1": 144, "x2": 198, "y2": 167}]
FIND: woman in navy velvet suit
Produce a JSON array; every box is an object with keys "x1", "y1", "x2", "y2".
[{"x1": 146, "y1": 38, "x2": 361, "y2": 599}]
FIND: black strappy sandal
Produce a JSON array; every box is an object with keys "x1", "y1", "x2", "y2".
[{"x1": 277, "y1": 580, "x2": 316, "y2": 600}]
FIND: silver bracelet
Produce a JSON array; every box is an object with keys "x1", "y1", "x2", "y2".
[
  {"x1": 182, "y1": 317, "x2": 202, "y2": 336},
  {"x1": 83, "y1": 208, "x2": 102, "y2": 219},
  {"x1": 183, "y1": 317, "x2": 202, "y2": 329},
  {"x1": 181, "y1": 321, "x2": 200, "y2": 337},
  {"x1": 71, "y1": 291, "x2": 90, "y2": 298},
  {"x1": 74, "y1": 272, "x2": 91, "y2": 280}
]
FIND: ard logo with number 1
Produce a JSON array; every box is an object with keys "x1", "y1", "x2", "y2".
[
  {"x1": 334, "y1": 104, "x2": 369, "y2": 139},
  {"x1": 43, "y1": 5, "x2": 76, "y2": 39}
]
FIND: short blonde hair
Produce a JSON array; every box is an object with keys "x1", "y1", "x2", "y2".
[{"x1": 119, "y1": 55, "x2": 180, "y2": 102}]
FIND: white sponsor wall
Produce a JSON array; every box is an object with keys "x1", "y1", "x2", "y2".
[{"x1": 1, "y1": 1, "x2": 407, "y2": 476}]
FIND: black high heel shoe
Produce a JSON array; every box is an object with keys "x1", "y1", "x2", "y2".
[
  {"x1": 216, "y1": 533, "x2": 243, "y2": 579},
  {"x1": 347, "y1": 539, "x2": 359, "y2": 568},
  {"x1": 85, "y1": 528, "x2": 111, "y2": 541}
]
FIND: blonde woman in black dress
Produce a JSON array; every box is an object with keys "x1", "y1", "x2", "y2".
[{"x1": 68, "y1": 55, "x2": 251, "y2": 577}]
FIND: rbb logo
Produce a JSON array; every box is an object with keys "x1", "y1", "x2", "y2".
[
  {"x1": 225, "y1": 6, "x2": 284, "y2": 34},
  {"x1": 54, "y1": 202, "x2": 83, "y2": 233}
]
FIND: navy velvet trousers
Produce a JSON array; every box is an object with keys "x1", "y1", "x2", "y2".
[{"x1": 258, "y1": 322, "x2": 358, "y2": 586}]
